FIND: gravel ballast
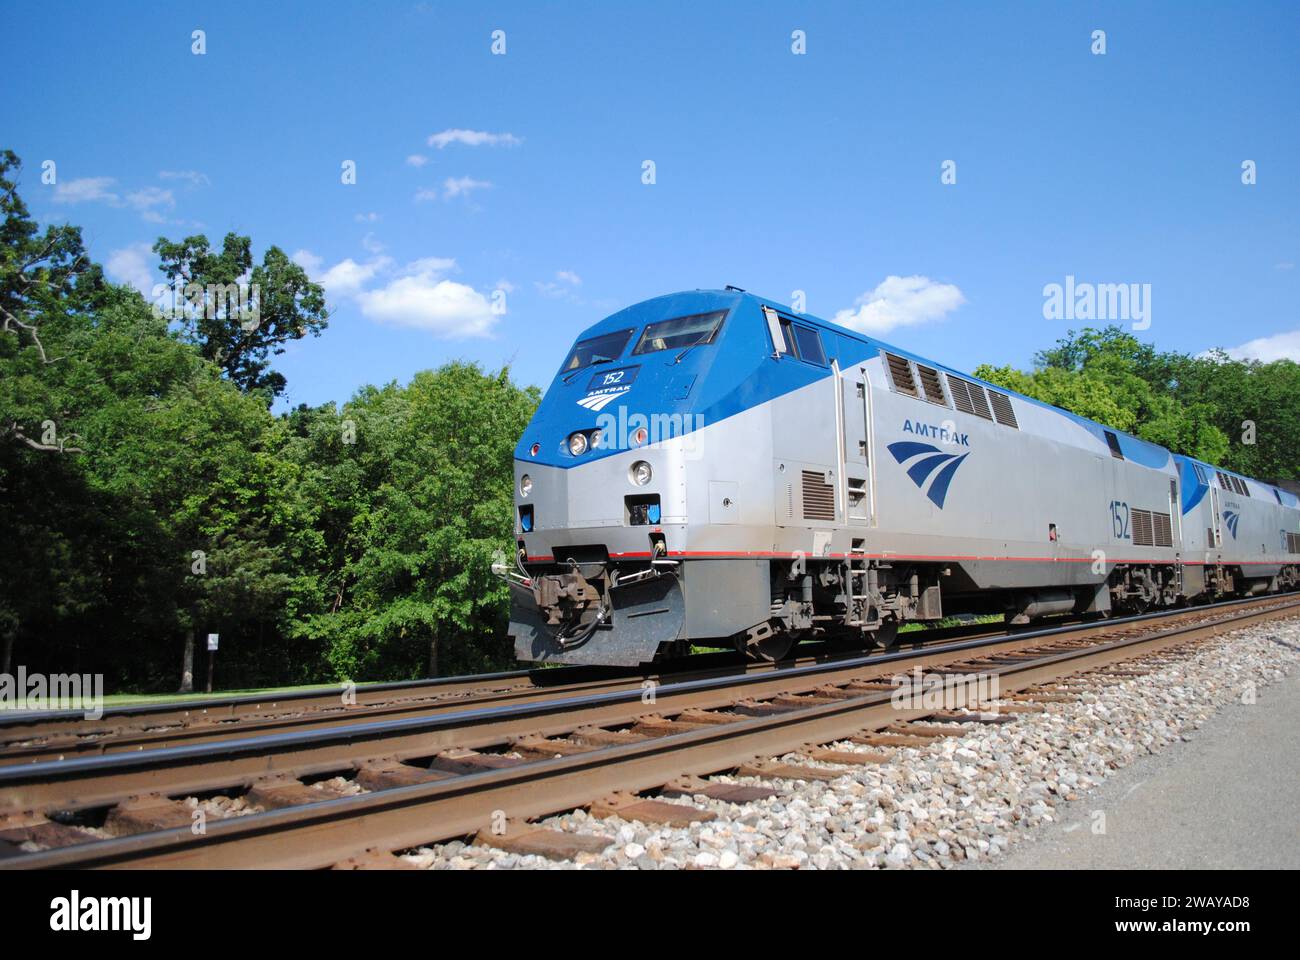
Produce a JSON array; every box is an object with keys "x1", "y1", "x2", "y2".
[{"x1": 405, "y1": 617, "x2": 1300, "y2": 870}]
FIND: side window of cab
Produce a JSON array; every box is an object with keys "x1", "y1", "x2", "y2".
[{"x1": 778, "y1": 318, "x2": 827, "y2": 366}]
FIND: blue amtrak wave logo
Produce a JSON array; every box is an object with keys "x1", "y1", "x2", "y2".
[
  {"x1": 887, "y1": 441, "x2": 971, "y2": 509},
  {"x1": 1222, "y1": 509, "x2": 1240, "y2": 538}
]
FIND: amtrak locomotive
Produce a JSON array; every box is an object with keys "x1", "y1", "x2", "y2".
[{"x1": 495, "y1": 289, "x2": 1300, "y2": 666}]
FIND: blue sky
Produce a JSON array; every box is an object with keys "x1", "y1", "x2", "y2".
[{"x1": 4, "y1": 0, "x2": 1297, "y2": 410}]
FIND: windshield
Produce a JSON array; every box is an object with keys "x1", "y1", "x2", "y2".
[
  {"x1": 562, "y1": 328, "x2": 635, "y2": 372},
  {"x1": 632, "y1": 310, "x2": 726, "y2": 355}
]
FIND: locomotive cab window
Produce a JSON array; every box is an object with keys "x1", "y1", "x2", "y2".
[
  {"x1": 632, "y1": 310, "x2": 726, "y2": 355},
  {"x1": 791, "y1": 324, "x2": 827, "y2": 366},
  {"x1": 773, "y1": 316, "x2": 827, "y2": 365},
  {"x1": 563, "y1": 328, "x2": 635, "y2": 372}
]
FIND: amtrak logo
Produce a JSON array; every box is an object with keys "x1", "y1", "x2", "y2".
[
  {"x1": 888, "y1": 441, "x2": 970, "y2": 509},
  {"x1": 1222, "y1": 509, "x2": 1240, "y2": 538},
  {"x1": 577, "y1": 389, "x2": 627, "y2": 412},
  {"x1": 577, "y1": 367, "x2": 637, "y2": 412}
]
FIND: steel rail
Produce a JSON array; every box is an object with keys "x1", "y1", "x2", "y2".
[
  {"x1": 8, "y1": 594, "x2": 1295, "y2": 869},
  {"x1": 0, "y1": 623, "x2": 1013, "y2": 762},
  {"x1": 0, "y1": 595, "x2": 1293, "y2": 817},
  {"x1": 0, "y1": 600, "x2": 1254, "y2": 811}
]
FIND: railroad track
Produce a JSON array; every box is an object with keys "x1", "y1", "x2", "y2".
[
  {"x1": 0, "y1": 620, "x2": 1018, "y2": 765},
  {"x1": 1, "y1": 595, "x2": 1295, "y2": 869}
]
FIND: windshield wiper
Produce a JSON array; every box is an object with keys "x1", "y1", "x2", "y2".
[
  {"x1": 563, "y1": 354, "x2": 614, "y2": 383},
  {"x1": 670, "y1": 332, "x2": 713, "y2": 366}
]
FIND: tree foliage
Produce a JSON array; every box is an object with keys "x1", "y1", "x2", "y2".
[
  {"x1": 154, "y1": 232, "x2": 328, "y2": 398},
  {"x1": 976, "y1": 326, "x2": 1299, "y2": 479},
  {"x1": 0, "y1": 151, "x2": 537, "y2": 688}
]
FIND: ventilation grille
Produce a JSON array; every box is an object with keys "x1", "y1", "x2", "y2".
[
  {"x1": 988, "y1": 390, "x2": 1018, "y2": 428},
  {"x1": 1153, "y1": 512, "x2": 1173, "y2": 548},
  {"x1": 915, "y1": 364, "x2": 947, "y2": 405},
  {"x1": 947, "y1": 376, "x2": 973, "y2": 415},
  {"x1": 1131, "y1": 508, "x2": 1154, "y2": 547},
  {"x1": 946, "y1": 376, "x2": 992, "y2": 419},
  {"x1": 1288, "y1": 532, "x2": 1300, "y2": 554},
  {"x1": 885, "y1": 353, "x2": 918, "y2": 397},
  {"x1": 1130, "y1": 509, "x2": 1173, "y2": 548},
  {"x1": 801, "y1": 470, "x2": 836, "y2": 521}
]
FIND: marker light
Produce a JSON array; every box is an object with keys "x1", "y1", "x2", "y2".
[
  {"x1": 632, "y1": 426, "x2": 648, "y2": 446},
  {"x1": 529, "y1": 442, "x2": 540, "y2": 457},
  {"x1": 630, "y1": 461, "x2": 652, "y2": 486},
  {"x1": 568, "y1": 432, "x2": 588, "y2": 456},
  {"x1": 519, "y1": 474, "x2": 532, "y2": 497}
]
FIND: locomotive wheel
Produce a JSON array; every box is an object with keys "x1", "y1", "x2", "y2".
[
  {"x1": 746, "y1": 630, "x2": 797, "y2": 662},
  {"x1": 869, "y1": 621, "x2": 900, "y2": 651}
]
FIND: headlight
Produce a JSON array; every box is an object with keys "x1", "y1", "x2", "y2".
[
  {"x1": 630, "y1": 460, "x2": 652, "y2": 486},
  {"x1": 568, "y1": 432, "x2": 588, "y2": 456},
  {"x1": 519, "y1": 474, "x2": 532, "y2": 497},
  {"x1": 591, "y1": 428, "x2": 603, "y2": 449}
]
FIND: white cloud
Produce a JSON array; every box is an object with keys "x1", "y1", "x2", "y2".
[
  {"x1": 105, "y1": 242, "x2": 155, "y2": 295},
  {"x1": 323, "y1": 257, "x2": 395, "y2": 297},
  {"x1": 356, "y1": 258, "x2": 496, "y2": 336},
  {"x1": 361, "y1": 232, "x2": 384, "y2": 254},
  {"x1": 53, "y1": 177, "x2": 119, "y2": 204},
  {"x1": 291, "y1": 249, "x2": 324, "y2": 273},
  {"x1": 52, "y1": 177, "x2": 181, "y2": 223},
  {"x1": 833, "y1": 275, "x2": 966, "y2": 334},
  {"x1": 126, "y1": 186, "x2": 176, "y2": 222},
  {"x1": 426, "y1": 128, "x2": 521, "y2": 149},
  {"x1": 535, "y1": 270, "x2": 584, "y2": 299},
  {"x1": 1276, "y1": 262, "x2": 1295, "y2": 271},
  {"x1": 159, "y1": 170, "x2": 210, "y2": 187},
  {"x1": 354, "y1": 211, "x2": 380, "y2": 223},
  {"x1": 441, "y1": 175, "x2": 491, "y2": 199},
  {"x1": 295, "y1": 251, "x2": 392, "y2": 297},
  {"x1": 1220, "y1": 329, "x2": 1300, "y2": 363},
  {"x1": 293, "y1": 251, "x2": 497, "y2": 338},
  {"x1": 406, "y1": 154, "x2": 429, "y2": 167}
]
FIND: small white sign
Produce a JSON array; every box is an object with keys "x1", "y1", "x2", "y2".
[{"x1": 207, "y1": 633, "x2": 219, "y2": 651}]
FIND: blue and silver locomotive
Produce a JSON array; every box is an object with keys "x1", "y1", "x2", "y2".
[{"x1": 495, "y1": 289, "x2": 1300, "y2": 666}]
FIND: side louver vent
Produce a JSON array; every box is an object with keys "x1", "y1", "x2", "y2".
[
  {"x1": 915, "y1": 364, "x2": 947, "y2": 405},
  {"x1": 988, "y1": 390, "x2": 1018, "y2": 428},
  {"x1": 801, "y1": 470, "x2": 836, "y2": 521},
  {"x1": 1288, "y1": 532, "x2": 1300, "y2": 554},
  {"x1": 885, "y1": 353, "x2": 918, "y2": 397},
  {"x1": 1131, "y1": 508, "x2": 1154, "y2": 547},
  {"x1": 948, "y1": 375, "x2": 993, "y2": 419},
  {"x1": 1152, "y1": 512, "x2": 1173, "y2": 548}
]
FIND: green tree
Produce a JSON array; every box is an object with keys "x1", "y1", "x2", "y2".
[
  {"x1": 283, "y1": 365, "x2": 539, "y2": 680},
  {"x1": 977, "y1": 325, "x2": 1297, "y2": 479},
  {"x1": 154, "y1": 232, "x2": 328, "y2": 398}
]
